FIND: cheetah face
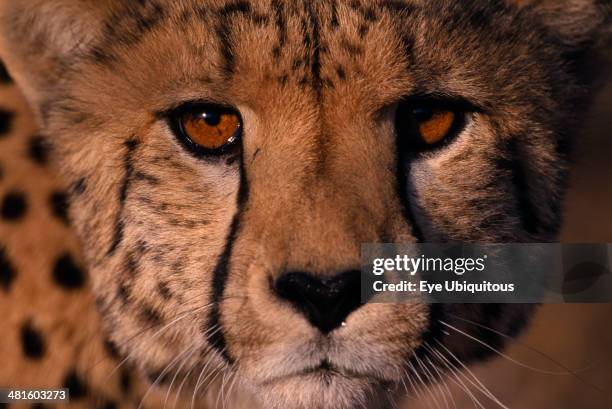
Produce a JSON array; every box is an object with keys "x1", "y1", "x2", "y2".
[{"x1": 0, "y1": 1, "x2": 608, "y2": 408}]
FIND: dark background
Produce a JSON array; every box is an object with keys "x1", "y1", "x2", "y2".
[{"x1": 562, "y1": 53, "x2": 612, "y2": 243}]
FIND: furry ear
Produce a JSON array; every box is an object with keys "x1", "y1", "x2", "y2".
[
  {"x1": 0, "y1": 0, "x2": 107, "y2": 111},
  {"x1": 510, "y1": 0, "x2": 611, "y2": 49}
]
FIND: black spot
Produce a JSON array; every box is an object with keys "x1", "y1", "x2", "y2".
[
  {"x1": 0, "y1": 247, "x2": 16, "y2": 291},
  {"x1": 89, "y1": 46, "x2": 116, "y2": 65},
  {"x1": 291, "y1": 57, "x2": 305, "y2": 71},
  {"x1": 0, "y1": 61, "x2": 12, "y2": 84},
  {"x1": 95, "y1": 296, "x2": 106, "y2": 310},
  {"x1": 133, "y1": 171, "x2": 160, "y2": 185},
  {"x1": 138, "y1": 303, "x2": 163, "y2": 326},
  {"x1": 20, "y1": 320, "x2": 46, "y2": 360},
  {"x1": 28, "y1": 136, "x2": 50, "y2": 165},
  {"x1": 1, "y1": 191, "x2": 27, "y2": 221},
  {"x1": 31, "y1": 403, "x2": 50, "y2": 409},
  {"x1": 276, "y1": 74, "x2": 289, "y2": 86},
  {"x1": 271, "y1": 46, "x2": 281, "y2": 59},
  {"x1": 72, "y1": 178, "x2": 87, "y2": 196},
  {"x1": 49, "y1": 191, "x2": 70, "y2": 225},
  {"x1": 119, "y1": 367, "x2": 132, "y2": 394},
  {"x1": 52, "y1": 253, "x2": 86, "y2": 290},
  {"x1": 157, "y1": 281, "x2": 172, "y2": 300},
  {"x1": 336, "y1": 66, "x2": 346, "y2": 80},
  {"x1": 117, "y1": 282, "x2": 131, "y2": 304},
  {"x1": 363, "y1": 7, "x2": 378, "y2": 22},
  {"x1": 123, "y1": 252, "x2": 139, "y2": 277},
  {"x1": 358, "y1": 23, "x2": 369, "y2": 38},
  {"x1": 62, "y1": 369, "x2": 87, "y2": 400},
  {"x1": 103, "y1": 338, "x2": 121, "y2": 359},
  {"x1": 0, "y1": 110, "x2": 14, "y2": 137},
  {"x1": 98, "y1": 401, "x2": 117, "y2": 409},
  {"x1": 124, "y1": 138, "x2": 139, "y2": 151}
]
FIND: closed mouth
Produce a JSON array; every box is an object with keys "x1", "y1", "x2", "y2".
[{"x1": 261, "y1": 359, "x2": 386, "y2": 386}]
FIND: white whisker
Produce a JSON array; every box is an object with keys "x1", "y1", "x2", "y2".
[
  {"x1": 163, "y1": 344, "x2": 200, "y2": 409},
  {"x1": 439, "y1": 319, "x2": 577, "y2": 377},
  {"x1": 417, "y1": 354, "x2": 451, "y2": 409},
  {"x1": 423, "y1": 351, "x2": 457, "y2": 409},
  {"x1": 105, "y1": 302, "x2": 214, "y2": 383},
  {"x1": 408, "y1": 361, "x2": 437, "y2": 409},
  {"x1": 138, "y1": 344, "x2": 196, "y2": 409},
  {"x1": 173, "y1": 356, "x2": 200, "y2": 409},
  {"x1": 424, "y1": 343, "x2": 485, "y2": 409},
  {"x1": 414, "y1": 355, "x2": 446, "y2": 409},
  {"x1": 447, "y1": 312, "x2": 603, "y2": 391}
]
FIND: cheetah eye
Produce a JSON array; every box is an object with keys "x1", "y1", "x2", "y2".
[
  {"x1": 170, "y1": 104, "x2": 242, "y2": 156},
  {"x1": 395, "y1": 99, "x2": 467, "y2": 151},
  {"x1": 412, "y1": 107, "x2": 456, "y2": 145}
]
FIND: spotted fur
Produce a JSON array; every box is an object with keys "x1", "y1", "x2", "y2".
[{"x1": 0, "y1": 1, "x2": 610, "y2": 409}]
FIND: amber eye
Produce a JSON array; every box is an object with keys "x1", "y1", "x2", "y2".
[
  {"x1": 171, "y1": 104, "x2": 242, "y2": 155},
  {"x1": 412, "y1": 107, "x2": 455, "y2": 145},
  {"x1": 395, "y1": 100, "x2": 466, "y2": 152}
]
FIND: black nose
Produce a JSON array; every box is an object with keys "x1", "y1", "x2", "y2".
[{"x1": 273, "y1": 270, "x2": 363, "y2": 334}]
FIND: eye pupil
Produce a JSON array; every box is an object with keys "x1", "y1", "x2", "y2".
[
  {"x1": 412, "y1": 107, "x2": 434, "y2": 122},
  {"x1": 203, "y1": 112, "x2": 221, "y2": 126}
]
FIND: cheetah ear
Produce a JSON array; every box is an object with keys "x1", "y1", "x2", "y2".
[
  {"x1": 510, "y1": 0, "x2": 611, "y2": 49},
  {"x1": 0, "y1": 0, "x2": 107, "y2": 110}
]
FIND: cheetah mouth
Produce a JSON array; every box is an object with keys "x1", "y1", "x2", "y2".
[{"x1": 260, "y1": 359, "x2": 391, "y2": 386}]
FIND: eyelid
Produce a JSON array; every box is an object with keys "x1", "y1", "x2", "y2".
[
  {"x1": 157, "y1": 100, "x2": 239, "y2": 119},
  {"x1": 400, "y1": 93, "x2": 482, "y2": 114}
]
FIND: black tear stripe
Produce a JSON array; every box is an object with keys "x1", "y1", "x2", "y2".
[
  {"x1": 206, "y1": 161, "x2": 249, "y2": 364},
  {"x1": 496, "y1": 138, "x2": 539, "y2": 236},
  {"x1": 390, "y1": 20, "x2": 423, "y2": 241},
  {"x1": 0, "y1": 60, "x2": 12, "y2": 84},
  {"x1": 107, "y1": 139, "x2": 139, "y2": 257}
]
